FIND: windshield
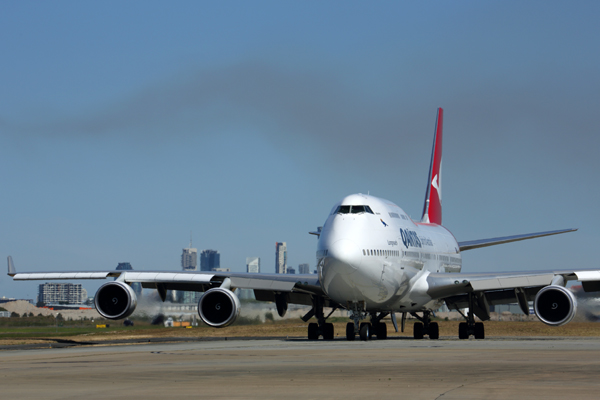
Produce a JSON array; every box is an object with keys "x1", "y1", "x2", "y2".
[{"x1": 335, "y1": 205, "x2": 374, "y2": 214}]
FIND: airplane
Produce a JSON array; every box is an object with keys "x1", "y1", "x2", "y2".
[{"x1": 7, "y1": 108, "x2": 595, "y2": 341}]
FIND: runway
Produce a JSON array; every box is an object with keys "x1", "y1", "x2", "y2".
[{"x1": 2, "y1": 337, "x2": 600, "y2": 399}]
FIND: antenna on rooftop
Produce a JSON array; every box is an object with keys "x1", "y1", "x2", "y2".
[{"x1": 190, "y1": 230, "x2": 193, "y2": 248}]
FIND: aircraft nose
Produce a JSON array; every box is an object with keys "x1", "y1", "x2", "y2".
[{"x1": 323, "y1": 239, "x2": 362, "y2": 276}]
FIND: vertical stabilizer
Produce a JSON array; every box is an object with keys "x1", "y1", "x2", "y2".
[{"x1": 421, "y1": 108, "x2": 443, "y2": 224}]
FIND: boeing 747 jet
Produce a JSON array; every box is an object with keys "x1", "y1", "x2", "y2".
[{"x1": 9, "y1": 108, "x2": 593, "y2": 341}]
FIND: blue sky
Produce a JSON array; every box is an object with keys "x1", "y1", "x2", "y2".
[{"x1": 1, "y1": 1, "x2": 599, "y2": 300}]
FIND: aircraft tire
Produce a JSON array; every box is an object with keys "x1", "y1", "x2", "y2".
[
  {"x1": 429, "y1": 322, "x2": 439, "y2": 340},
  {"x1": 308, "y1": 323, "x2": 319, "y2": 340},
  {"x1": 376, "y1": 322, "x2": 387, "y2": 339},
  {"x1": 474, "y1": 322, "x2": 485, "y2": 339},
  {"x1": 323, "y1": 323, "x2": 334, "y2": 340},
  {"x1": 413, "y1": 322, "x2": 424, "y2": 339},
  {"x1": 458, "y1": 322, "x2": 469, "y2": 339},
  {"x1": 359, "y1": 323, "x2": 370, "y2": 341},
  {"x1": 346, "y1": 322, "x2": 355, "y2": 341}
]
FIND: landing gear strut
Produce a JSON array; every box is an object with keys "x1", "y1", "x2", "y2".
[
  {"x1": 411, "y1": 311, "x2": 439, "y2": 340},
  {"x1": 457, "y1": 293, "x2": 485, "y2": 339}
]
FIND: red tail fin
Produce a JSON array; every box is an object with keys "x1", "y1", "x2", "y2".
[{"x1": 421, "y1": 108, "x2": 443, "y2": 225}]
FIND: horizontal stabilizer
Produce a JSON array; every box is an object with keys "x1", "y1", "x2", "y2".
[{"x1": 458, "y1": 228, "x2": 577, "y2": 251}]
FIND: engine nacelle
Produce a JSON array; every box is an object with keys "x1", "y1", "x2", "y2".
[
  {"x1": 198, "y1": 287, "x2": 241, "y2": 328},
  {"x1": 534, "y1": 285, "x2": 577, "y2": 326},
  {"x1": 94, "y1": 281, "x2": 137, "y2": 320}
]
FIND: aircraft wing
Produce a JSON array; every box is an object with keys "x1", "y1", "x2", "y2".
[
  {"x1": 7, "y1": 256, "x2": 325, "y2": 307},
  {"x1": 426, "y1": 268, "x2": 600, "y2": 320},
  {"x1": 457, "y1": 228, "x2": 577, "y2": 251}
]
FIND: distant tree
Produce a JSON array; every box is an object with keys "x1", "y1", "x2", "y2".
[
  {"x1": 55, "y1": 313, "x2": 64, "y2": 321},
  {"x1": 10, "y1": 312, "x2": 19, "y2": 318},
  {"x1": 265, "y1": 311, "x2": 274, "y2": 322},
  {"x1": 28, "y1": 312, "x2": 34, "y2": 317}
]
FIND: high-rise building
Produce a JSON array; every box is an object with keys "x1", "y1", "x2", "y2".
[
  {"x1": 246, "y1": 257, "x2": 260, "y2": 273},
  {"x1": 181, "y1": 247, "x2": 198, "y2": 271},
  {"x1": 116, "y1": 262, "x2": 132, "y2": 271},
  {"x1": 287, "y1": 267, "x2": 296, "y2": 274},
  {"x1": 38, "y1": 283, "x2": 86, "y2": 305},
  {"x1": 298, "y1": 263, "x2": 310, "y2": 274},
  {"x1": 116, "y1": 262, "x2": 142, "y2": 295},
  {"x1": 201, "y1": 249, "x2": 220, "y2": 272},
  {"x1": 275, "y1": 242, "x2": 287, "y2": 274}
]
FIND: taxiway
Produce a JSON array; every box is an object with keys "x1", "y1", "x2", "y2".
[{"x1": 2, "y1": 337, "x2": 599, "y2": 399}]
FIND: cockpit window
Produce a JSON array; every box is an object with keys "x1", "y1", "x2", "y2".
[
  {"x1": 337, "y1": 205, "x2": 351, "y2": 214},
  {"x1": 350, "y1": 205, "x2": 365, "y2": 214},
  {"x1": 336, "y1": 205, "x2": 374, "y2": 214}
]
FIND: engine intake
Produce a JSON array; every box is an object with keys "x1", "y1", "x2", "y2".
[
  {"x1": 94, "y1": 281, "x2": 137, "y2": 320},
  {"x1": 534, "y1": 285, "x2": 577, "y2": 326},
  {"x1": 198, "y1": 287, "x2": 240, "y2": 328}
]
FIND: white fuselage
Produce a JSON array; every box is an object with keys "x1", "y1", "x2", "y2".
[{"x1": 317, "y1": 193, "x2": 462, "y2": 313}]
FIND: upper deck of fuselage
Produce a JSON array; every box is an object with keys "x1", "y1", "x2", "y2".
[
  {"x1": 319, "y1": 193, "x2": 458, "y2": 254},
  {"x1": 323, "y1": 193, "x2": 416, "y2": 232}
]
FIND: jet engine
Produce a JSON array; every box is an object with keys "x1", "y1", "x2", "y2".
[
  {"x1": 198, "y1": 287, "x2": 241, "y2": 328},
  {"x1": 94, "y1": 281, "x2": 137, "y2": 320},
  {"x1": 534, "y1": 285, "x2": 577, "y2": 326}
]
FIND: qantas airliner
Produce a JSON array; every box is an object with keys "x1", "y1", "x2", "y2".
[{"x1": 8, "y1": 108, "x2": 593, "y2": 341}]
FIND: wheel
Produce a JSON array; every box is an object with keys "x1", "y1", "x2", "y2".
[
  {"x1": 323, "y1": 323, "x2": 334, "y2": 340},
  {"x1": 359, "y1": 322, "x2": 371, "y2": 341},
  {"x1": 346, "y1": 322, "x2": 355, "y2": 341},
  {"x1": 458, "y1": 322, "x2": 469, "y2": 339},
  {"x1": 376, "y1": 322, "x2": 387, "y2": 339},
  {"x1": 429, "y1": 322, "x2": 439, "y2": 340},
  {"x1": 308, "y1": 322, "x2": 319, "y2": 340},
  {"x1": 413, "y1": 322, "x2": 424, "y2": 339},
  {"x1": 474, "y1": 322, "x2": 485, "y2": 339}
]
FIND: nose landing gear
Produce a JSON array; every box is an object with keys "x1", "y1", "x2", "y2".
[{"x1": 345, "y1": 302, "x2": 389, "y2": 341}]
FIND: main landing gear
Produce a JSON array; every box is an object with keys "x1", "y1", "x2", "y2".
[
  {"x1": 457, "y1": 293, "x2": 485, "y2": 339},
  {"x1": 411, "y1": 311, "x2": 439, "y2": 340},
  {"x1": 345, "y1": 303, "x2": 388, "y2": 341},
  {"x1": 303, "y1": 296, "x2": 336, "y2": 340}
]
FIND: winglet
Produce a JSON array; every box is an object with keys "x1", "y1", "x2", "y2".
[
  {"x1": 421, "y1": 107, "x2": 444, "y2": 224},
  {"x1": 7, "y1": 256, "x2": 16, "y2": 276}
]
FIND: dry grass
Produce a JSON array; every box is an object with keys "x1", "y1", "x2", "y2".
[{"x1": 2, "y1": 319, "x2": 600, "y2": 346}]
